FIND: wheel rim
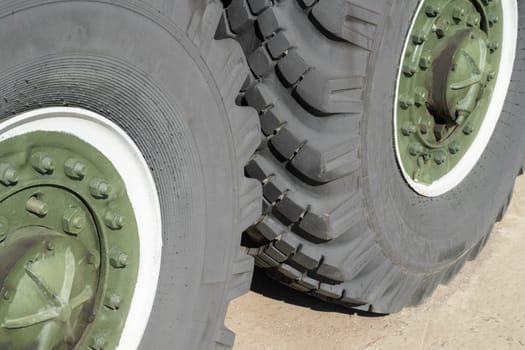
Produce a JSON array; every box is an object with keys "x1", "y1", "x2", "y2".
[
  {"x1": 394, "y1": 0, "x2": 518, "y2": 196},
  {"x1": 0, "y1": 108, "x2": 162, "y2": 349}
]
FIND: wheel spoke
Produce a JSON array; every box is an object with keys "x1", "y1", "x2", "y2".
[
  {"x1": 2, "y1": 308, "x2": 59, "y2": 329},
  {"x1": 60, "y1": 248, "x2": 76, "y2": 302},
  {"x1": 25, "y1": 264, "x2": 64, "y2": 307}
]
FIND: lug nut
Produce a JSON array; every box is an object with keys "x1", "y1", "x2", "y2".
[
  {"x1": 414, "y1": 88, "x2": 428, "y2": 107},
  {"x1": 434, "y1": 19, "x2": 450, "y2": 38},
  {"x1": 425, "y1": 5, "x2": 439, "y2": 17},
  {"x1": 401, "y1": 122, "x2": 416, "y2": 136},
  {"x1": 452, "y1": 7, "x2": 466, "y2": 22},
  {"x1": 412, "y1": 31, "x2": 427, "y2": 45},
  {"x1": 62, "y1": 207, "x2": 86, "y2": 235},
  {"x1": 488, "y1": 12, "x2": 499, "y2": 26},
  {"x1": 409, "y1": 143, "x2": 424, "y2": 156},
  {"x1": 467, "y1": 13, "x2": 481, "y2": 27},
  {"x1": 449, "y1": 142, "x2": 461, "y2": 154},
  {"x1": 90, "y1": 336, "x2": 107, "y2": 350},
  {"x1": 31, "y1": 152, "x2": 55, "y2": 175},
  {"x1": 463, "y1": 123, "x2": 474, "y2": 135},
  {"x1": 489, "y1": 41, "x2": 499, "y2": 53},
  {"x1": 104, "y1": 210, "x2": 125, "y2": 230},
  {"x1": 0, "y1": 163, "x2": 18, "y2": 186},
  {"x1": 104, "y1": 293, "x2": 122, "y2": 310},
  {"x1": 110, "y1": 249, "x2": 129, "y2": 268},
  {"x1": 65, "y1": 158, "x2": 87, "y2": 180},
  {"x1": 399, "y1": 95, "x2": 414, "y2": 110},
  {"x1": 0, "y1": 216, "x2": 8, "y2": 243},
  {"x1": 419, "y1": 51, "x2": 432, "y2": 70},
  {"x1": 26, "y1": 197, "x2": 48, "y2": 217},
  {"x1": 402, "y1": 64, "x2": 417, "y2": 77},
  {"x1": 89, "y1": 179, "x2": 112, "y2": 199},
  {"x1": 434, "y1": 151, "x2": 447, "y2": 165}
]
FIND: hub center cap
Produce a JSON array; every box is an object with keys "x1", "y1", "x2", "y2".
[
  {"x1": 433, "y1": 29, "x2": 488, "y2": 127},
  {"x1": 2, "y1": 233, "x2": 96, "y2": 347}
]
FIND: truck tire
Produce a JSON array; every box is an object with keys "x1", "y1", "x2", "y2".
[
  {"x1": 222, "y1": 0, "x2": 525, "y2": 313},
  {"x1": 0, "y1": 1, "x2": 260, "y2": 349}
]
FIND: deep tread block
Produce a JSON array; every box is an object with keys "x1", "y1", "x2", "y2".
[
  {"x1": 294, "y1": 70, "x2": 364, "y2": 115},
  {"x1": 276, "y1": 51, "x2": 309, "y2": 86},
  {"x1": 248, "y1": 46, "x2": 274, "y2": 77},
  {"x1": 267, "y1": 31, "x2": 292, "y2": 59},
  {"x1": 309, "y1": 1, "x2": 381, "y2": 50},
  {"x1": 314, "y1": 263, "x2": 345, "y2": 284},
  {"x1": 290, "y1": 249, "x2": 320, "y2": 271},
  {"x1": 248, "y1": 0, "x2": 273, "y2": 15},
  {"x1": 264, "y1": 243, "x2": 289, "y2": 262},
  {"x1": 317, "y1": 283, "x2": 344, "y2": 300},
  {"x1": 297, "y1": 274, "x2": 320, "y2": 290},
  {"x1": 262, "y1": 177, "x2": 287, "y2": 203},
  {"x1": 227, "y1": 0, "x2": 256, "y2": 34},
  {"x1": 260, "y1": 110, "x2": 281, "y2": 136},
  {"x1": 276, "y1": 263, "x2": 303, "y2": 280},
  {"x1": 289, "y1": 282, "x2": 311, "y2": 292},
  {"x1": 290, "y1": 140, "x2": 360, "y2": 183},
  {"x1": 257, "y1": 7, "x2": 281, "y2": 38},
  {"x1": 245, "y1": 158, "x2": 268, "y2": 182},
  {"x1": 269, "y1": 126, "x2": 305, "y2": 160},
  {"x1": 254, "y1": 215, "x2": 286, "y2": 241},
  {"x1": 245, "y1": 83, "x2": 275, "y2": 111},
  {"x1": 273, "y1": 195, "x2": 306, "y2": 224},
  {"x1": 254, "y1": 255, "x2": 273, "y2": 268},
  {"x1": 294, "y1": 211, "x2": 331, "y2": 241},
  {"x1": 274, "y1": 232, "x2": 301, "y2": 256},
  {"x1": 257, "y1": 246, "x2": 281, "y2": 267}
]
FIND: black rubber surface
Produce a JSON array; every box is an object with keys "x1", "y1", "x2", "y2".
[
  {"x1": 0, "y1": 1, "x2": 261, "y2": 349},
  {"x1": 221, "y1": 0, "x2": 525, "y2": 313}
]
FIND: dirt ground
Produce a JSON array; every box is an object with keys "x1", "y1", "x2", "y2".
[{"x1": 226, "y1": 176, "x2": 525, "y2": 350}]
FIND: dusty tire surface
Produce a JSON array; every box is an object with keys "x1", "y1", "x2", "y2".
[
  {"x1": 222, "y1": 0, "x2": 525, "y2": 313},
  {"x1": 0, "y1": 0, "x2": 261, "y2": 348}
]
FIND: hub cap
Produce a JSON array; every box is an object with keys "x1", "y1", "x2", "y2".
[
  {"x1": 394, "y1": 0, "x2": 518, "y2": 196},
  {"x1": 0, "y1": 108, "x2": 162, "y2": 349}
]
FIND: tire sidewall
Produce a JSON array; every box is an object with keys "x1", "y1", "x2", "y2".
[{"x1": 0, "y1": 1, "x2": 239, "y2": 348}]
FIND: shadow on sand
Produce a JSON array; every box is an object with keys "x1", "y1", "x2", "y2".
[{"x1": 249, "y1": 268, "x2": 386, "y2": 318}]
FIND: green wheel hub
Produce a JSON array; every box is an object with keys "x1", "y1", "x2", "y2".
[
  {"x1": 0, "y1": 131, "x2": 139, "y2": 349},
  {"x1": 396, "y1": 0, "x2": 504, "y2": 187}
]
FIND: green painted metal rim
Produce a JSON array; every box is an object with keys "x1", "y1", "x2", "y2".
[
  {"x1": 395, "y1": 0, "x2": 504, "y2": 188},
  {"x1": 0, "y1": 131, "x2": 139, "y2": 350}
]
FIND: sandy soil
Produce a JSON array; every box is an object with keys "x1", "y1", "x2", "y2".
[{"x1": 226, "y1": 176, "x2": 525, "y2": 350}]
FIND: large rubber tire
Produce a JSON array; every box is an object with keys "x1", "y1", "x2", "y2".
[
  {"x1": 0, "y1": 1, "x2": 260, "y2": 348},
  {"x1": 221, "y1": 0, "x2": 525, "y2": 313}
]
